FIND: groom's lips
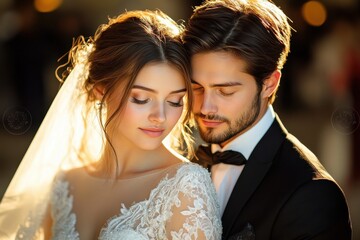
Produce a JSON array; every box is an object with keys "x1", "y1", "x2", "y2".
[{"x1": 200, "y1": 118, "x2": 223, "y2": 128}]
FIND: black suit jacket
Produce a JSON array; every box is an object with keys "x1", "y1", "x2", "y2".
[{"x1": 215, "y1": 116, "x2": 352, "y2": 239}]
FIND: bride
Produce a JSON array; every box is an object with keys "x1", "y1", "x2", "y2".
[{"x1": 0, "y1": 9, "x2": 221, "y2": 239}]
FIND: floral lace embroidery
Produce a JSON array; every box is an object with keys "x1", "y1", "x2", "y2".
[
  {"x1": 99, "y1": 163, "x2": 222, "y2": 240},
  {"x1": 51, "y1": 179, "x2": 79, "y2": 240},
  {"x1": 17, "y1": 163, "x2": 222, "y2": 239}
]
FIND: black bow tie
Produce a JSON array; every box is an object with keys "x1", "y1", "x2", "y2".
[{"x1": 195, "y1": 145, "x2": 247, "y2": 167}]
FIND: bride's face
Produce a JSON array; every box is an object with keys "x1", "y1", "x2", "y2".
[{"x1": 106, "y1": 62, "x2": 186, "y2": 150}]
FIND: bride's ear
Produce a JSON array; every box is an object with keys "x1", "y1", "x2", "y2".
[{"x1": 93, "y1": 83, "x2": 105, "y2": 101}]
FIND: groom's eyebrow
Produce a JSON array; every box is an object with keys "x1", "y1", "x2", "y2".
[
  {"x1": 191, "y1": 79, "x2": 241, "y2": 87},
  {"x1": 212, "y1": 82, "x2": 242, "y2": 87}
]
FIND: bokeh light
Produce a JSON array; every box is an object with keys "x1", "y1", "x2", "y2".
[
  {"x1": 301, "y1": 1, "x2": 327, "y2": 27},
  {"x1": 34, "y1": 0, "x2": 63, "y2": 13}
]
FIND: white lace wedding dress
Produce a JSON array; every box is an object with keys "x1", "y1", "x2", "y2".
[{"x1": 17, "y1": 162, "x2": 222, "y2": 240}]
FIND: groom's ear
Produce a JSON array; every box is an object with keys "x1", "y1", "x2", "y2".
[
  {"x1": 93, "y1": 83, "x2": 105, "y2": 101},
  {"x1": 261, "y1": 70, "x2": 281, "y2": 98}
]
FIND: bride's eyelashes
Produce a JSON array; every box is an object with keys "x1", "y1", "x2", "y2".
[
  {"x1": 167, "y1": 100, "x2": 183, "y2": 107},
  {"x1": 130, "y1": 97, "x2": 183, "y2": 108},
  {"x1": 130, "y1": 97, "x2": 150, "y2": 104}
]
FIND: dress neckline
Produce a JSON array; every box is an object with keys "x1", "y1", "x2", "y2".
[
  {"x1": 58, "y1": 162, "x2": 193, "y2": 239},
  {"x1": 99, "y1": 162, "x2": 194, "y2": 237},
  {"x1": 80, "y1": 161, "x2": 186, "y2": 182}
]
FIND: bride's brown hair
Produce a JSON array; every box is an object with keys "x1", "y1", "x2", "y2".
[{"x1": 57, "y1": 10, "x2": 194, "y2": 176}]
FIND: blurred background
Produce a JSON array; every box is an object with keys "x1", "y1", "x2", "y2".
[{"x1": 0, "y1": 0, "x2": 359, "y2": 238}]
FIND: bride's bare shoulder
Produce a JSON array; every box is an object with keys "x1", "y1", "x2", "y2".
[{"x1": 59, "y1": 165, "x2": 94, "y2": 184}]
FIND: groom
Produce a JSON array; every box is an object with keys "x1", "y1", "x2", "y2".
[{"x1": 183, "y1": 0, "x2": 352, "y2": 239}]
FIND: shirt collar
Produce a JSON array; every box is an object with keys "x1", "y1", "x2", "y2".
[{"x1": 211, "y1": 105, "x2": 275, "y2": 159}]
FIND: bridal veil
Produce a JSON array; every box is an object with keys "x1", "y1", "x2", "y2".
[{"x1": 0, "y1": 46, "x2": 104, "y2": 239}]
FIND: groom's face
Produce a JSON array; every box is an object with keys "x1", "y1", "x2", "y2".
[{"x1": 191, "y1": 51, "x2": 266, "y2": 147}]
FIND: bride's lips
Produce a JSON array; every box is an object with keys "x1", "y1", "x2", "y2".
[
  {"x1": 139, "y1": 128, "x2": 165, "y2": 137},
  {"x1": 200, "y1": 118, "x2": 223, "y2": 128}
]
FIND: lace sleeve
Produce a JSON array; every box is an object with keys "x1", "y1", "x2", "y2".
[{"x1": 166, "y1": 164, "x2": 222, "y2": 240}]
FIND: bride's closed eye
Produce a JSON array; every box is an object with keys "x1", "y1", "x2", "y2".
[
  {"x1": 130, "y1": 97, "x2": 150, "y2": 104},
  {"x1": 167, "y1": 100, "x2": 183, "y2": 107},
  {"x1": 130, "y1": 97, "x2": 183, "y2": 108}
]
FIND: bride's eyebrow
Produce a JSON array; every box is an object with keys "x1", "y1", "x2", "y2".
[{"x1": 132, "y1": 85, "x2": 186, "y2": 94}]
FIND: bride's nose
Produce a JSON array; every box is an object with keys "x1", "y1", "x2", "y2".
[{"x1": 148, "y1": 102, "x2": 166, "y2": 123}]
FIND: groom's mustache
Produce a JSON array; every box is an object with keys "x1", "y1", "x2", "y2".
[{"x1": 194, "y1": 113, "x2": 230, "y2": 123}]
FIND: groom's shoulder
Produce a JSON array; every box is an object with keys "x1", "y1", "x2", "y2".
[
  {"x1": 269, "y1": 132, "x2": 349, "y2": 213},
  {"x1": 274, "y1": 132, "x2": 334, "y2": 181}
]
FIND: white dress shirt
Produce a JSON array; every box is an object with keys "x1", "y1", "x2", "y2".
[{"x1": 211, "y1": 105, "x2": 276, "y2": 215}]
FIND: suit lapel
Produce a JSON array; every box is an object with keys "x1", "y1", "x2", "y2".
[{"x1": 222, "y1": 116, "x2": 287, "y2": 238}]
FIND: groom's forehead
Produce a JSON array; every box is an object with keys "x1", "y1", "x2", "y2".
[
  {"x1": 191, "y1": 52, "x2": 249, "y2": 75},
  {"x1": 192, "y1": 70, "x2": 240, "y2": 81}
]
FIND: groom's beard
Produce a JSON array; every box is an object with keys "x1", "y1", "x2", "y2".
[{"x1": 195, "y1": 92, "x2": 261, "y2": 144}]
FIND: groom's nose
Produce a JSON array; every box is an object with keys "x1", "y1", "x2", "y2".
[{"x1": 200, "y1": 91, "x2": 218, "y2": 116}]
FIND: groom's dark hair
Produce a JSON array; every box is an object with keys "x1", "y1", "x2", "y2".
[{"x1": 182, "y1": 0, "x2": 292, "y2": 103}]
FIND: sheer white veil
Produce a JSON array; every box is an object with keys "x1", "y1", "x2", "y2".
[{"x1": 0, "y1": 46, "x2": 104, "y2": 239}]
